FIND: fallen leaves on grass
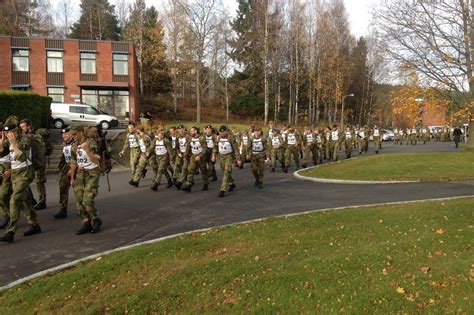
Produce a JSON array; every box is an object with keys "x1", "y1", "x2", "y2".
[
  {"x1": 420, "y1": 266, "x2": 431, "y2": 273},
  {"x1": 435, "y1": 229, "x2": 445, "y2": 234},
  {"x1": 396, "y1": 287, "x2": 405, "y2": 294}
]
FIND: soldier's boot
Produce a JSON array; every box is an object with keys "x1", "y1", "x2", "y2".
[
  {"x1": 202, "y1": 184, "x2": 209, "y2": 191},
  {"x1": 347, "y1": 154, "x2": 351, "y2": 159},
  {"x1": 181, "y1": 184, "x2": 192, "y2": 192},
  {"x1": 0, "y1": 215, "x2": 9, "y2": 229},
  {"x1": 283, "y1": 167, "x2": 288, "y2": 173},
  {"x1": 166, "y1": 180, "x2": 173, "y2": 188},
  {"x1": 24, "y1": 224, "x2": 41, "y2": 237},
  {"x1": 218, "y1": 190, "x2": 225, "y2": 198},
  {"x1": 271, "y1": 167, "x2": 275, "y2": 172},
  {"x1": 34, "y1": 202, "x2": 47, "y2": 211},
  {"x1": 229, "y1": 183, "x2": 236, "y2": 191},
  {"x1": 142, "y1": 169, "x2": 147, "y2": 179},
  {"x1": 0, "y1": 231, "x2": 14, "y2": 243},
  {"x1": 210, "y1": 172, "x2": 218, "y2": 181},
  {"x1": 254, "y1": 179, "x2": 259, "y2": 187},
  {"x1": 302, "y1": 164, "x2": 307, "y2": 168},
  {"x1": 91, "y1": 218, "x2": 102, "y2": 234},
  {"x1": 151, "y1": 182, "x2": 159, "y2": 191},
  {"x1": 76, "y1": 222, "x2": 92, "y2": 235},
  {"x1": 258, "y1": 181, "x2": 263, "y2": 189},
  {"x1": 54, "y1": 208, "x2": 67, "y2": 219},
  {"x1": 239, "y1": 164, "x2": 244, "y2": 169},
  {"x1": 175, "y1": 182, "x2": 182, "y2": 190},
  {"x1": 128, "y1": 180, "x2": 139, "y2": 187}
]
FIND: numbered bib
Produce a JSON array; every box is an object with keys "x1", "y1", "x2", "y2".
[
  {"x1": 178, "y1": 137, "x2": 187, "y2": 153},
  {"x1": 191, "y1": 138, "x2": 203, "y2": 155},
  {"x1": 218, "y1": 139, "x2": 233, "y2": 155},
  {"x1": 63, "y1": 144, "x2": 73, "y2": 164},
  {"x1": 359, "y1": 131, "x2": 365, "y2": 138},
  {"x1": 331, "y1": 131, "x2": 339, "y2": 141},
  {"x1": 205, "y1": 135, "x2": 214, "y2": 149},
  {"x1": 9, "y1": 145, "x2": 32, "y2": 170},
  {"x1": 171, "y1": 136, "x2": 177, "y2": 149},
  {"x1": 155, "y1": 140, "x2": 167, "y2": 155},
  {"x1": 345, "y1": 132, "x2": 352, "y2": 140},
  {"x1": 287, "y1": 134, "x2": 297, "y2": 145},
  {"x1": 242, "y1": 136, "x2": 249, "y2": 146},
  {"x1": 252, "y1": 138, "x2": 264, "y2": 153},
  {"x1": 373, "y1": 129, "x2": 380, "y2": 137},
  {"x1": 139, "y1": 139, "x2": 147, "y2": 153},
  {"x1": 77, "y1": 148, "x2": 98, "y2": 170},
  {"x1": 128, "y1": 134, "x2": 139, "y2": 148},
  {"x1": 306, "y1": 134, "x2": 314, "y2": 144},
  {"x1": 272, "y1": 137, "x2": 281, "y2": 148}
]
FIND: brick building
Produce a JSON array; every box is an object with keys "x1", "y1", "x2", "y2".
[{"x1": 0, "y1": 36, "x2": 139, "y2": 121}]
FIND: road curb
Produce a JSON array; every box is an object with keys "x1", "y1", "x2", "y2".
[
  {"x1": 293, "y1": 158, "x2": 419, "y2": 185},
  {"x1": 1, "y1": 195, "x2": 473, "y2": 291}
]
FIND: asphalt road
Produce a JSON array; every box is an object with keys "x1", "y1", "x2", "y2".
[{"x1": 1, "y1": 141, "x2": 472, "y2": 286}]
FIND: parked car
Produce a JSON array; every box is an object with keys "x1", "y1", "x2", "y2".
[
  {"x1": 51, "y1": 103, "x2": 119, "y2": 130},
  {"x1": 382, "y1": 129, "x2": 394, "y2": 141}
]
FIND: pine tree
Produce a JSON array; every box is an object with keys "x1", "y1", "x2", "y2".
[{"x1": 69, "y1": 0, "x2": 120, "y2": 40}]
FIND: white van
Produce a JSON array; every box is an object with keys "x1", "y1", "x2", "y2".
[{"x1": 51, "y1": 103, "x2": 119, "y2": 130}]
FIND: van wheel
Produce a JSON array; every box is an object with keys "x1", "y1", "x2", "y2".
[
  {"x1": 54, "y1": 119, "x2": 65, "y2": 129},
  {"x1": 100, "y1": 121, "x2": 110, "y2": 130}
]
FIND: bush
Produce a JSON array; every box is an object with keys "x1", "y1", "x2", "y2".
[
  {"x1": 0, "y1": 90, "x2": 51, "y2": 129},
  {"x1": 230, "y1": 94, "x2": 264, "y2": 117}
]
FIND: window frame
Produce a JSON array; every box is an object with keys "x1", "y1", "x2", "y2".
[
  {"x1": 46, "y1": 50, "x2": 64, "y2": 73},
  {"x1": 80, "y1": 52, "x2": 97, "y2": 75},
  {"x1": 47, "y1": 87, "x2": 64, "y2": 103},
  {"x1": 112, "y1": 53, "x2": 129, "y2": 76},
  {"x1": 12, "y1": 49, "x2": 29, "y2": 72}
]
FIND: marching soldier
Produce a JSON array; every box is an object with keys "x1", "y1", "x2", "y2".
[
  {"x1": 398, "y1": 128, "x2": 405, "y2": 145},
  {"x1": 204, "y1": 125, "x2": 218, "y2": 181},
  {"x1": 302, "y1": 126, "x2": 317, "y2": 168},
  {"x1": 247, "y1": 127, "x2": 268, "y2": 188},
  {"x1": 174, "y1": 125, "x2": 190, "y2": 190},
  {"x1": 212, "y1": 125, "x2": 241, "y2": 198},
  {"x1": 358, "y1": 126, "x2": 369, "y2": 154},
  {"x1": 284, "y1": 127, "x2": 301, "y2": 172},
  {"x1": 54, "y1": 128, "x2": 74, "y2": 219},
  {"x1": 0, "y1": 123, "x2": 41, "y2": 243},
  {"x1": 129, "y1": 126, "x2": 152, "y2": 187},
  {"x1": 372, "y1": 125, "x2": 382, "y2": 154},
  {"x1": 314, "y1": 128, "x2": 324, "y2": 164},
  {"x1": 0, "y1": 123, "x2": 12, "y2": 229},
  {"x1": 410, "y1": 126, "x2": 418, "y2": 145},
  {"x1": 240, "y1": 130, "x2": 250, "y2": 168},
  {"x1": 269, "y1": 129, "x2": 284, "y2": 172},
  {"x1": 69, "y1": 125, "x2": 102, "y2": 235},
  {"x1": 119, "y1": 122, "x2": 140, "y2": 183},
  {"x1": 329, "y1": 125, "x2": 342, "y2": 162},
  {"x1": 421, "y1": 126, "x2": 430, "y2": 144},
  {"x1": 343, "y1": 126, "x2": 354, "y2": 159},
  {"x1": 149, "y1": 129, "x2": 174, "y2": 191},
  {"x1": 323, "y1": 126, "x2": 331, "y2": 160},
  {"x1": 267, "y1": 121, "x2": 275, "y2": 139},
  {"x1": 167, "y1": 126, "x2": 178, "y2": 186},
  {"x1": 393, "y1": 127, "x2": 399, "y2": 145},
  {"x1": 182, "y1": 127, "x2": 209, "y2": 192}
]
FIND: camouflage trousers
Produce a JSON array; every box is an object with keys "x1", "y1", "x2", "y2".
[
  {"x1": 153, "y1": 155, "x2": 171, "y2": 185},
  {"x1": 270, "y1": 148, "x2": 284, "y2": 169},
  {"x1": 0, "y1": 170, "x2": 12, "y2": 219},
  {"x1": 6, "y1": 166, "x2": 38, "y2": 233},
  {"x1": 205, "y1": 149, "x2": 217, "y2": 178},
  {"x1": 219, "y1": 154, "x2": 235, "y2": 191},
  {"x1": 35, "y1": 167, "x2": 47, "y2": 203},
  {"x1": 58, "y1": 172, "x2": 71, "y2": 210},
  {"x1": 74, "y1": 169, "x2": 100, "y2": 224},
  {"x1": 410, "y1": 134, "x2": 417, "y2": 145},
  {"x1": 129, "y1": 148, "x2": 141, "y2": 180},
  {"x1": 422, "y1": 134, "x2": 430, "y2": 143},
  {"x1": 358, "y1": 139, "x2": 368, "y2": 153},
  {"x1": 186, "y1": 155, "x2": 208, "y2": 186},
  {"x1": 132, "y1": 153, "x2": 148, "y2": 183},
  {"x1": 285, "y1": 145, "x2": 300, "y2": 168},
  {"x1": 303, "y1": 144, "x2": 318, "y2": 166},
  {"x1": 329, "y1": 141, "x2": 340, "y2": 161},
  {"x1": 174, "y1": 154, "x2": 189, "y2": 183},
  {"x1": 251, "y1": 153, "x2": 266, "y2": 181},
  {"x1": 373, "y1": 136, "x2": 382, "y2": 152},
  {"x1": 344, "y1": 140, "x2": 353, "y2": 157}
]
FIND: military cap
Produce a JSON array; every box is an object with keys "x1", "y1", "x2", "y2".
[
  {"x1": 3, "y1": 123, "x2": 17, "y2": 132},
  {"x1": 69, "y1": 125, "x2": 85, "y2": 133},
  {"x1": 254, "y1": 127, "x2": 262, "y2": 132},
  {"x1": 219, "y1": 125, "x2": 228, "y2": 132},
  {"x1": 177, "y1": 124, "x2": 185, "y2": 129},
  {"x1": 61, "y1": 127, "x2": 71, "y2": 134},
  {"x1": 206, "y1": 124, "x2": 213, "y2": 129},
  {"x1": 137, "y1": 125, "x2": 145, "y2": 132},
  {"x1": 128, "y1": 121, "x2": 136, "y2": 126}
]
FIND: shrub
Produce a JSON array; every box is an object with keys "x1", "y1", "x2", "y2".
[{"x1": 0, "y1": 90, "x2": 51, "y2": 129}]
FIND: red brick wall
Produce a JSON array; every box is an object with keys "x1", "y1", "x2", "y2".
[
  {"x1": 29, "y1": 39, "x2": 46, "y2": 95},
  {"x1": 128, "y1": 44, "x2": 138, "y2": 121},
  {"x1": 63, "y1": 40, "x2": 80, "y2": 103},
  {"x1": 0, "y1": 37, "x2": 11, "y2": 90},
  {"x1": 97, "y1": 42, "x2": 113, "y2": 83}
]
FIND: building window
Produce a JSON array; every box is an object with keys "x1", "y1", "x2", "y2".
[
  {"x1": 12, "y1": 49, "x2": 29, "y2": 71},
  {"x1": 80, "y1": 52, "x2": 96, "y2": 74},
  {"x1": 47, "y1": 51, "x2": 63, "y2": 73},
  {"x1": 48, "y1": 87, "x2": 64, "y2": 103},
  {"x1": 81, "y1": 89, "x2": 130, "y2": 117},
  {"x1": 113, "y1": 53, "x2": 128, "y2": 75}
]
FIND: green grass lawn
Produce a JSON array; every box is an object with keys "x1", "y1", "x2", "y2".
[
  {"x1": 1, "y1": 199, "x2": 473, "y2": 314},
  {"x1": 300, "y1": 151, "x2": 474, "y2": 182}
]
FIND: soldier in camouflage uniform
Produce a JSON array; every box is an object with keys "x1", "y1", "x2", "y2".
[
  {"x1": 247, "y1": 127, "x2": 268, "y2": 188},
  {"x1": 129, "y1": 126, "x2": 152, "y2": 187},
  {"x1": 269, "y1": 129, "x2": 284, "y2": 172},
  {"x1": 0, "y1": 123, "x2": 12, "y2": 229},
  {"x1": 0, "y1": 123, "x2": 41, "y2": 243},
  {"x1": 149, "y1": 129, "x2": 174, "y2": 191},
  {"x1": 323, "y1": 126, "x2": 331, "y2": 160},
  {"x1": 167, "y1": 126, "x2": 178, "y2": 185},
  {"x1": 372, "y1": 125, "x2": 382, "y2": 154},
  {"x1": 421, "y1": 126, "x2": 430, "y2": 144},
  {"x1": 328, "y1": 125, "x2": 342, "y2": 162},
  {"x1": 239, "y1": 130, "x2": 250, "y2": 168},
  {"x1": 204, "y1": 125, "x2": 218, "y2": 181},
  {"x1": 410, "y1": 126, "x2": 418, "y2": 145},
  {"x1": 182, "y1": 127, "x2": 209, "y2": 192},
  {"x1": 284, "y1": 127, "x2": 301, "y2": 172},
  {"x1": 19, "y1": 119, "x2": 47, "y2": 211},
  {"x1": 302, "y1": 126, "x2": 317, "y2": 168},
  {"x1": 358, "y1": 126, "x2": 369, "y2": 154},
  {"x1": 314, "y1": 128, "x2": 324, "y2": 164},
  {"x1": 212, "y1": 125, "x2": 241, "y2": 198},
  {"x1": 69, "y1": 125, "x2": 103, "y2": 235},
  {"x1": 120, "y1": 122, "x2": 140, "y2": 182},
  {"x1": 343, "y1": 126, "x2": 354, "y2": 159},
  {"x1": 174, "y1": 125, "x2": 190, "y2": 190},
  {"x1": 53, "y1": 128, "x2": 74, "y2": 219}
]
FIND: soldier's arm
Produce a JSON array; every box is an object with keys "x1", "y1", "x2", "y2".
[
  {"x1": 147, "y1": 138, "x2": 156, "y2": 157},
  {"x1": 122, "y1": 133, "x2": 130, "y2": 151},
  {"x1": 12, "y1": 137, "x2": 30, "y2": 162},
  {"x1": 199, "y1": 138, "x2": 207, "y2": 159},
  {"x1": 165, "y1": 139, "x2": 175, "y2": 159},
  {"x1": 84, "y1": 140, "x2": 101, "y2": 165},
  {"x1": 230, "y1": 136, "x2": 241, "y2": 161}
]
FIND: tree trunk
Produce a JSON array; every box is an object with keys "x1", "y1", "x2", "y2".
[
  {"x1": 263, "y1": 0, "x2": 269, "y2": 126},
  {"x1": 196, "y1": 65, "x2": 201, "y2": 123},
  {"x1": 225, "y1": 75, "x2": 229, "y2": 124},
  {"x1": 468, "y1": 0, "x2": 474, "y2": 147}
]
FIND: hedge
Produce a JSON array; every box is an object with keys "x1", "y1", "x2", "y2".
[{"x1": 0, "y1": 90, "x2": 52, "y2": 129}]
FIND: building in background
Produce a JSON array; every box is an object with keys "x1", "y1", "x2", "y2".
[{"x1": 0, "y1": 36, "x2": 139, "y2": 122}]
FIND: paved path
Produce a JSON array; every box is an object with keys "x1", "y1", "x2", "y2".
[{"x1": 1, "y1": 141, "x2": 472, "y2": 286}]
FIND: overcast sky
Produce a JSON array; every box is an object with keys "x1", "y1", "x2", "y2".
[{"x1": 51, "y1": 0, "x2": 378, "y2": 38}]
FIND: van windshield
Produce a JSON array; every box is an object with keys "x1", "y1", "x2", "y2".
[{"x1": 84, "y1": 107, "x2": 100, "y2": 115}]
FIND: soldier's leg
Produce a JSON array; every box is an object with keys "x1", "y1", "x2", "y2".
[
  {"x1": 251, "y1": 155, "x2": 259, "y2": 181},
  {"x1": 58, "y1": 173, "x2": 70, "y2": 210},
  {"x1": 132, "y1": 156, "x2": 148, "y2": 183},
  {"x1": 7, "y1": 169, "x2": 38, "y2": 234},
  {"x1": 293, "y1": 147, "x2": 300, "y2": 167},
  {"x1": 271, "y1": 149, "x2": 277, "y2": 170},
  {"x1": 73, "y1": 172, "x2": 88, "y2": 223},
  {"x1": 284, "y1": 148, "x2": 291, "y2": 169},
  {"x1": 257, "y1": 155, "x2": 265, "y2": 182},
  {"x1": 83, "y1": 173, "x2": 100, "y2": 222},
  {"x1": 219, "y1": 155, "x2": 231, "y2": 192},
  {"x1": 185, "y1": 157, "x2": 197, "y2": 187},
  {"x1": 35, "y1": 168, "x2": 47, "y2": 204},
  {"x1": 152, "y1": 157, "x2": 166, "y2": 189},
  {"x1": 302, "y1": 146, "x2": 310, "y2": 167},
  {"x1": 0, "y1": 177, "x2": 12, "y2": 227},
  {"x1": 179, "y1": 158, "x2": 189, "y2": 184},
  {"x1": 129, "y1": 149, "x2": 140, "y2": 179},
  {"x1": 148, "y1": 157, "x2": 158, "y2": 179},
  {"x1": 332, "y1": 143, "x2": 338, "y2": 161}
]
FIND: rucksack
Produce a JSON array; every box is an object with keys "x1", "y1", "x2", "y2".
[
  {"x1": 84, "y1": 126, "x2": 112, "y2": 174},
  {"x1": 36, "y1": 128, "x2": 52, "y2": 156},
  {"x1": 28, "y1": 134, "x2": 46, "y2": 170}
]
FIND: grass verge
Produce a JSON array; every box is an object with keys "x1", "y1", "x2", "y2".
[
  {"x1": 1, "y1": 199, "x2": 473, "y2": 313},
  {"x1": 299, "y1": 151, "x2": 474, "y2": 182}
]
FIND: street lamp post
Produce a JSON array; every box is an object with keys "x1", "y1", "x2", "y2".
[{"x1": 341, "y1": 94, "x2": 355, "y2": 129}]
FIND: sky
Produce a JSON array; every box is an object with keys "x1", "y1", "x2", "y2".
[{"x1": 50, "y1": 0, "x2": 378, "y2": 38}]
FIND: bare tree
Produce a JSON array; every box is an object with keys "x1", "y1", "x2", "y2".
[
  {"x1": 115, "y1": 0, "x2": 129, "y2": 31},
  {"x1": 55, "y1": 0, "x2": 75, "y2": 38}
]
